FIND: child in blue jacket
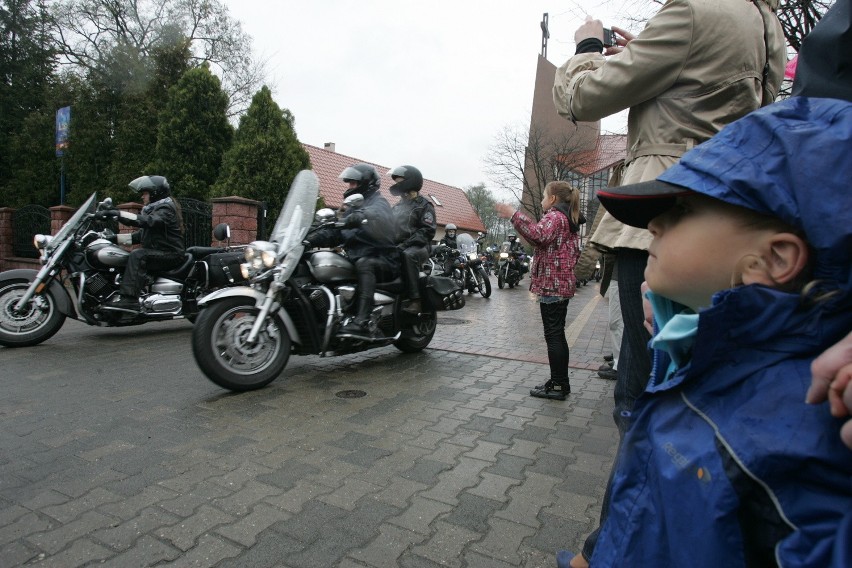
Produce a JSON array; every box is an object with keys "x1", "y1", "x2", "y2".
[{"x1": 593, "y1": 96, "x2": 852, "y2": 567}]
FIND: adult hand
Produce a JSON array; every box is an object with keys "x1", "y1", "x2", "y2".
[
  {"x1": 604, "y1": 25, "x2": 635, "y2": 56},
  {"x1": 94, "y1": 209, "x2": 119, "y2": 221},
  {"x1": 574, "y1": 16, "x2": 604, "y2": 45},
  {"x1": 806, "y1": 330, "x2": 852, "y2": 449},
  {"x1": 494, "y1": 203, "x2": 516, "y2": 219}
]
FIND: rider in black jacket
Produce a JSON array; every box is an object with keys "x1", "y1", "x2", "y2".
[
  {"x1": 306, "y1": 163, "x2": 398, "y2": 339},
  {"x1": 389, "y1": 165, "x2": 436, "y2": 314},
  {"x1": 98, "y1": 175, "x2": 185, "y2": 312}
]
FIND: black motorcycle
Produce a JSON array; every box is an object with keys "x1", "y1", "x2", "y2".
[
  {"x1": 496, "y1": 241, "x2": 527, "y2": 289},
  {"x1": 0, "y1": 193, "x2": 245, "y2": 347},
  {"x1": 191, "y1": 171, "x2": 465, "y2": 392}
]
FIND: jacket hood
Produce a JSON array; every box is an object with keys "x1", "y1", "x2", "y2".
[{"x1": 658, "y1": 97, "x2": 852, "y2": 295}]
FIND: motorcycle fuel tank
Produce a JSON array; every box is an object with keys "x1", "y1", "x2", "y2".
[
  {"x1": 86, "y1": 240, "x2": 129, "y2": 268},
  {"x1": 308, "y1": 251, "x2": 355, "y2": 283}
]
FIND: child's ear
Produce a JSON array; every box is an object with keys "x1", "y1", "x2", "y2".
[{"x1": 742, "y1": 233, "x2": 808, "y2": 286}]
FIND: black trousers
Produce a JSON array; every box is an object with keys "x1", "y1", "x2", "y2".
[
  {"x1": 400, "y1": 245, "x2": 428, "y2": 299},
  {"x1": 353, "y1": 256, "x2": 397, "y2": 322},
  {"x1": 539, "y1": 298, "x2": 570, "y2": 383},
  {"x1": 120, "y1": 249, "x2": 184, "y2": 297}
]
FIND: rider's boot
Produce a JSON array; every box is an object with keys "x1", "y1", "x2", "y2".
[
  {"x1": 106, "y1": 294, "x2": 140, "y2": 312},
  {"x1": 339, "y1": 296, "x2": 384, "y2": 340}
]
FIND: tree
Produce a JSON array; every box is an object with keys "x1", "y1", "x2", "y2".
[
  {"x1": 464, "y1": 183, "x2": 513, "y2": 244},
  {"x1": 151, "y1": 64, "x2": 231, "y2": 200},
  {"x1": 0, "y1": 0, "x2": 57, "y2": 196},
  {"x1": 212, "y1": 86, "x2": 310, "y2": 233},
  {"x1": 484, "y1": 120, "x2": 603, "y2": 221},
  {"x1": 50, "y1": 0, "x2": 265, "y2": 116}
]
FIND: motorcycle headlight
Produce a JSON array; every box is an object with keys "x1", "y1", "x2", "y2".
[
  {"x1": 261, "y1": 249, "x2": 276, "y2": 268},
  {"x1": 33, "y1": 234, "x2": 52, "y2": 250},
  {"x1": 500, "y1": 252, "x2": 509, "y2": 259},
  {"x1": 467, "y1": 252, "x2": 477, "y2": 261},
  {"x1": 240, "y1": 263, "x2": 251, "y2": 280}
]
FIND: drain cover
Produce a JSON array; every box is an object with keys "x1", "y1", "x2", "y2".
[
  {"x1": 335, "y1": 390, "x2": 367, "y2": 398},
  {"x1": 437, "y1": 317, "x2": 470, "y2": 325}
]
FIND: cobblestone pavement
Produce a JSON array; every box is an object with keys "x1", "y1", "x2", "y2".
[{"x1": 0, "y1": 278, "x2": 617, "y2": 567}]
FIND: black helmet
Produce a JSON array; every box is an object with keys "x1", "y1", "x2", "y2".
[
  {"x1": 507, "y1": 233, "x2": 517, "y2": 241},
  {"x1": 129, "y1": 175, "x2": 171, "y2": 202},
  {"x1": 388, "y1": 165, "x2": 424, "y2": 196},
  {"x1": 339, "y1": 163, "x2": 380, "y2": 198}
]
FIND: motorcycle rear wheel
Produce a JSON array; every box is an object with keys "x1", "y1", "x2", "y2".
[
  {"x1": 476, "y1": 269, "x2": 491, "y2": 298},
  {"x1": 192, "y1": 297, "x2": 291, "y2": 392},
  {"x1": 0, "y1": 280, "x2": 66, "y2": 347},
  {"x1": 394, "y1": 309, "x2": 437, "y2": 353}
]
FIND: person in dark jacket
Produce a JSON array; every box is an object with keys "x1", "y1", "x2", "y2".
[
  {"x1": 97, "y1": 175, "x2": 184, "y2": 312},
  {"x1": 389, "y1": 165, "x2": 436, "y2": 314},
  {"x1": 306, "y1": 163, "x2": 398, "y2": 339}
]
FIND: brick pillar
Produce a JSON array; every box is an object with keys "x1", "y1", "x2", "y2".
[
  {"x1": 49, "y1": 205, "x2": 75, "y2": 235},
  {"x1": 211, "y1": 196, "x2": 261, "y2": 245},
  {"x1": 0, "y1": 207, "x2": 14, "y2": 268}
]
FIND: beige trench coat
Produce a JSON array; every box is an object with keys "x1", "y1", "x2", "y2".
[{"x1": 554, "y1": 0, "x2": 785, "y2": 251}]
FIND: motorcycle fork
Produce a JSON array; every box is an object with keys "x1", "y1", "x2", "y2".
[{"x1": 247, "y1": 282, "x2": 282, "y2": 344}]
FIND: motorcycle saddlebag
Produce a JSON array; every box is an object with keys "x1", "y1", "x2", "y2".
[
  {"x1": 422, "y1": 275, "x2": 465, "y2": 311},
  {"x1": 207, "y1": 251, "x2": 247, "y2": 288}
]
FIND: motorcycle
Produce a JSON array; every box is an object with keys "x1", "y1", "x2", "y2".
[
  {"x1": 496, "y1": 241, "x2": 527, "y2": 289},
  {"x1": 0, "y1": 193, "x2": 246, "y2": 347},
  {"x1": 452, "y1": 233, "x2": 491, "y2": 298},
  {"x1": 191, "y1": 171, "x2": 464, "y2": 392}
]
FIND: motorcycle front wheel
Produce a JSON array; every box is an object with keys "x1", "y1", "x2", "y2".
[
  {"x1": 476, "y1": 269, "x2": 492, "y2": 298},
  {"x1": 394, "y1": 309, "x2": 437, "y2": 353},
  {"x1": 0, "y1": 280, "x2": 66, "y2": 347},
  {"x1": 192, "y1": 297, "x2": 291, "y2": 392}
]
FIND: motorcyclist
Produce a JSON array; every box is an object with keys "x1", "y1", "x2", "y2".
[
  {"x1": 507, "y1": 233, "x2": 527, "y2": 276},
  {"x1": 96, "y1": 175, "x2": 185, "y2": 312},
  {"x1": 439, "y1": 223, "x2": 458, "y2": 248},
  {"x1": 305, "y1": 163, "x2": 398, "y2": 340},
  {"x1": 389, "y1": 165, "x2": 436, "y2": 314}
]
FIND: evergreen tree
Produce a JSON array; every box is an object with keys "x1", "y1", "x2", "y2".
[
  {"x1": 151, "y1": 64, "x2": 232, "y2": 200},
  {"x1": 212, "y1": 86, "x2": 310, "y2": 233}
]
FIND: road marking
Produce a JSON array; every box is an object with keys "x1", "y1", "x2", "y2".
[{"x1": 566, "y1": 293, "x2": 602, "y2": 348}]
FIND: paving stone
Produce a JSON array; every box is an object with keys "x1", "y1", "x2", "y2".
[
  {"x1": 28, "y1": 538, "x2": 113, "y2": 567},
  {"x1": 27, "y1": 511, "x2": 116, "y2": 555},
  {"x1": 387, "y1": 496, "x2": 453, "y2": 535},
  {"x1": 410, "y1": 520, "x2": 479, "y2": 568},
  {"x1": 348, "y1": 523, "x2": 428, "y2": 568},
  {"x1": 156, "y1": 504, "x2": 235, "y2": 551},
  {"x1": 215, "y1": 502, "x2": 290, "y2": 547},
  {"x1": 470, "y1": 516, "x2": 537, "y2": 565}
]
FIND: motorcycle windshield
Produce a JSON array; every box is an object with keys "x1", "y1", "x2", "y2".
[
  {"x1": 48, "y1": 193, "x2": 97, "y2": 253},
  {"x1": 499, "y1": 242, "x2": 511, "y2": 254},
  {"x1": 456, "y1": 233, "x2": 477, "y2": 257},
  {"x1": 270, "y1": 170, "x2": 320, "y2": 258}
]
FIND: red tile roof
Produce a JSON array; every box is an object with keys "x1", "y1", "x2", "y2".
[
  {"x1": 304, "y1": 144, "x2": 485, "y2": 233},
  {"x1": 558, "y1": 134, "x2": 627, "y2": 176}
]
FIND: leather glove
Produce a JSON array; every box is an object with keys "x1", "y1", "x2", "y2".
[
  {"x1": 343, "y1": 211, "x2": 365, "y2": 228},
  {"x1": 94, "y1": 209, "x2": 119, "y2": 221},
  {"x1": 104, "y1": 233, "x2": 117, "y2": 244}
]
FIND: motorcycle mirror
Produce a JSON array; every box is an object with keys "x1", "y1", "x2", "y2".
[
  {"x1": 101, "y1": 197, "x2": 113, "y2": 209},
  {"x1": 315, "y1": 208, "x2": 337, "y2": 223},
  {"x1": 343, "y1": 193, "x2": 365, "y2": 209},
  {"x1": 212, "y1": 223, "x2": 231, "y2": 242}
]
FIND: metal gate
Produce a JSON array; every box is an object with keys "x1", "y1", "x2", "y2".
[
  {"x1": 177, "y1": 197, "x2": 212, "y2": 248},
  {"x1": 12, "y1": 205, "x2": 51, "y2": 258}
]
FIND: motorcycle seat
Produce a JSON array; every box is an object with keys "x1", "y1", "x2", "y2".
[
  {"x1": 187, "y1": 246, "x2": 226, "y2": 260},
  {"x1": 158, "y1": 253, "x2": 194, "y2": 279}
]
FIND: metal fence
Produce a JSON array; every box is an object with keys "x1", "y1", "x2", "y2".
[
  {"x1": 12, "y1": 205, "x2": 51, "y2": 258},
  {"x1": 177, "y1": 197, "x2": 212, "y2": 248}
]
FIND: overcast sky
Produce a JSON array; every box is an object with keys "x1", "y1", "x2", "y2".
[{"x1": 222, "y1": 1, "x2": 634, "y2": 192}]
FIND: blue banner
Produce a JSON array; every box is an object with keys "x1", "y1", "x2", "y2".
[{"x1": 56, "y1": 106, "x2": 70, "y2": 156}]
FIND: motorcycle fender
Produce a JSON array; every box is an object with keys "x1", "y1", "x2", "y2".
[
  {"x1": 0, "y1": 268, "x2": 76, "y2": 317},
  {"x1": 197, "y1": 286, "x2": 301, "y2": 345}
]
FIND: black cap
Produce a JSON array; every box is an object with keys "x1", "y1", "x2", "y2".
[{"x1": 596, "y1": 180, "x2": 693, "y2": 229}]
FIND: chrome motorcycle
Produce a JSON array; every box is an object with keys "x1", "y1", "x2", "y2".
[
  {"x1": 191, "y1": 171, "x2": 464, "y2": 392},
  {"x1": 452, "y1": 233, "x2": 491, "y2": 298},
  {"x1": 0, "y1": 193, "x2": 243, "y2": 347},
  {"x1": 496, "y1": 241, "x2": 527, "y2": 289}
]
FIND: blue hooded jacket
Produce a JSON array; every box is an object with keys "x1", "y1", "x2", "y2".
[{"x1": 592, "y1": 97, "x2": 852, "y2": 567}]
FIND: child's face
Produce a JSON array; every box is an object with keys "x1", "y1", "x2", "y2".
[{"x1": 645, "y1": 194, "x2": 778, "y2": 311}]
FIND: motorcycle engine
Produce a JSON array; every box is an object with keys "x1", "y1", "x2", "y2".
[
  {"x1": 141, "y1": 294, "x2": 182, "y2": 313},
  {"x1": 85, "y1": 273, "x2": 115, "y2": 300}
]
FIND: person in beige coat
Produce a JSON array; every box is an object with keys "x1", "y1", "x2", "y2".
[{"x1": 551, "y1": 1, "x2": 785, "y2": 566}]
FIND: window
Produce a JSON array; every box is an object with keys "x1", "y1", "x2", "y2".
[{"x1": 429, "y1": 194, "x2": 442, "y2": 206}]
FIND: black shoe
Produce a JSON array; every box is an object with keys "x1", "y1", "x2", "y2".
[
  {"x1": 598, "y1": 367, "x2": 618, "y2": 381},
  {"x1": 530, "y1": 381, "x2": 570, "y2": 401},
  {"x1": 598, "y1": 362, "x2": 613, "y2": 372},
  {"x1": 338, "y1": 320, "x2": 384, "y2": 340},
  {"x1": 603, "y1": 353, "x2": 614, "y2": 362},
  {"x1": 104, "y1": 295, "x2": 139, "y2": 312},
  {"x1": 402, "y1": 299, "x2": 422, "y2": 314}
]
